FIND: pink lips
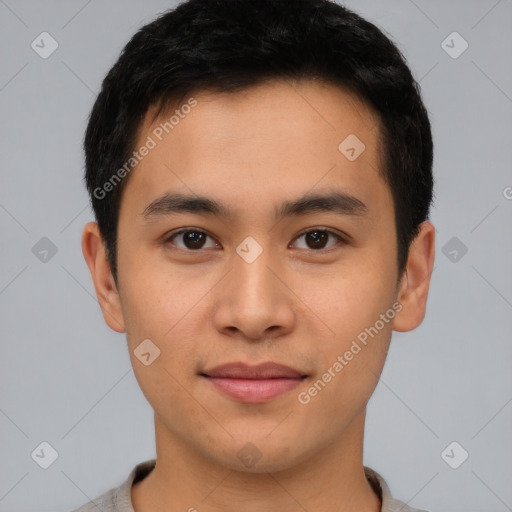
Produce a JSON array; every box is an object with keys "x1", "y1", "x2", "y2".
[{"x1": 201, "y1": 362, "x2": 307, "y2": 403}]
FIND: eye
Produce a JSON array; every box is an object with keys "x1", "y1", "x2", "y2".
[
  {"x1": 164, "y1": 227, "x2": 346, "y2": 253},
  {"x1": 291, "y1": 228, "x2": 345, "y2": 251},
  {"x1": 164, "y1": 229, "x2": 219, "y2": 251}
]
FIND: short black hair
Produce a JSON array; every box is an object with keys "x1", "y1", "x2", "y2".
[{"x1": 84, "y1": 0, "x2": 434, "y2": 285}]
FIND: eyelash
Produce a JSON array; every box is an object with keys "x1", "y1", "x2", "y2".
[{"x1": 163, "y1": 227, "x2": 347, "y2": 253}]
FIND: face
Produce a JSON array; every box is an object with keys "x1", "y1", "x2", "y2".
[{"x1": 85, "y1": 79, "x2": 433, "y2": 473}]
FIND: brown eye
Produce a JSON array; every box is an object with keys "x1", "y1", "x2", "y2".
[
  {"x1": 305, "y1": 230, "x2": 328, "y2": 249},
  {"x1": 166, "y1": 230, "x2": 218, "y2": 251},
  {"x1": 292, "y1": 229, "x2": 344, "y2": 251}
]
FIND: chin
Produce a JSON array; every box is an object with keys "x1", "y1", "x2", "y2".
[{"x1": 204, "y1": 437, "x2": 315, "y2": 475}]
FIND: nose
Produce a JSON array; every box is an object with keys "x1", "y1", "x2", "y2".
[{"x1": 211, "y1": 241, "x2": 296, "y2": 342}]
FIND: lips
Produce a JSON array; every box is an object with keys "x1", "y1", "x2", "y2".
[
  {"x1": 200, "y1": 362, "x2": 307, "y2": 403},
  {"x1": 201, "y1": 361, "x2": 306, "y2": 379}
]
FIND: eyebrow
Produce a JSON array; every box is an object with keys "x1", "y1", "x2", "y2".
[{"x1": 141, "y1": 190, "x2": 368, "y2": 222}]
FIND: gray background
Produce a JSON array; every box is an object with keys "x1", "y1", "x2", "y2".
[{"x1": 1, "y1": 1, "x2": 511, "y2": 511}]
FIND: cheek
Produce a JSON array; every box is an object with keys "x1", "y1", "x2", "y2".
[
  {"x1": 129, "y1": 352, "x2": 209, "y2": 442},
  {"x1": 297, "y1": 312, "x2": 393, "y2": 422},
  {"x1": 295, "y1": 257, "x2": 396, "y2": 397},
  {"x1": 118, "y1": 258, "x2": 187, "y2": 338},
  {"x1": 124, "y1": 297, "x2": 200, "y2": 422},
  {"x1": 301, "y1": 261, "x2": 396, "y2": 339}
]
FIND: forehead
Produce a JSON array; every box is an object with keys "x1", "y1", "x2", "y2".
[
  {"x1": 142, "y1": 79, "x2": 380, "y2": 157},
  {"x1": 121, "y1": 79, "x2": 390, "y2": 223}
]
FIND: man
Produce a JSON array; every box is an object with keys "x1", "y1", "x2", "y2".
[{"x1": 75, "y1": 0, "x2": 435, "y2": 510}]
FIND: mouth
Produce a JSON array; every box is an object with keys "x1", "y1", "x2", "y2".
[{"x1": 200, "y1": 361, "x2": 308, "y2": 404}]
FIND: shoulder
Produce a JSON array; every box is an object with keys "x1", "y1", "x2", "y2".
[
  {"x1": 68, "y1": 459, "x2": 157, "y2": 512},
  {"x1": 69, "y1": 488, "x2": 116, "y2": 512},
  {"x1": 364, "y1": 466, "x2": 431, "y2": 512}
]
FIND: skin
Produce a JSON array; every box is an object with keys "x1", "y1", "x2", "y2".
[{"x1": 82, "y1": 79, "x2": 435, "y2": 512}]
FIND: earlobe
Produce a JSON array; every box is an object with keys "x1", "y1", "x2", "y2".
[
  {"x1": 81, "y1": 221, "x2": 126, "y2": 333},
  {"x1": 393, "y1": 221, "x2": 436, "y2": 333}
]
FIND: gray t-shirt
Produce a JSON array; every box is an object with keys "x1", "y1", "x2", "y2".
[{"x1": 70, "y1": 459, "x2": 429, "y2": 512}]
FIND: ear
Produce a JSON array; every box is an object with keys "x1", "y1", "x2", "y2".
[
  {"x1": 81, "y1": 221, "x2": 126, "y2": 333},
  {"x1": 393, "y1": 220, "x2": 436, "y2": 332}
]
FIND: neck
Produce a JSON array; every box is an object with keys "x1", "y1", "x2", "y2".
[{"x1": 132, "y1": 409, "x2": 381, "y2": 512}]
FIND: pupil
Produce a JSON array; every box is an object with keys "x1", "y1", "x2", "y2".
[
  {"x1": 184, "y1": 231, "x2": 205, "y2": 249},
  {"x1": 306, "y1": 231, "x2": 327, "y2": 249}
]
